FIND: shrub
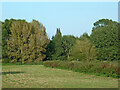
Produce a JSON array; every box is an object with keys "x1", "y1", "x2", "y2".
[{"x1": 43, "y1": 60, "x2": 119, "y2": 78}]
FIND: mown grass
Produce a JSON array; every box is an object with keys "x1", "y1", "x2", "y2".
[{"x1": 2, "y1": 65, "x2": 118, "y2": 88}]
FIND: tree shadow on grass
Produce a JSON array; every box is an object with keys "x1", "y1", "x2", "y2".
[{"x1": 0, "y1": 71, "x2": 25, "y2": 75}]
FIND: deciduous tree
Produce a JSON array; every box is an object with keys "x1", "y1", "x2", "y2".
[
  {"x1": 7, "y1": 20, "x2": 49, "y2": 63},
  {"x1": 71, "y1": 39, "x2": 97, "y2": 61},
  {"x1": 90, "y1": 19, "x2": 119, "y2": 61}
]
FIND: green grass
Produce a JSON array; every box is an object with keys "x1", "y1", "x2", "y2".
[{"x1": 2, "y1": 65, "x2": 118, "y2": 88}]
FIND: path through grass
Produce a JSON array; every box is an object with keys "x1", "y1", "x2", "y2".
[{"x1": 2, "y1": 65, "x2": 118, "y2": 88}]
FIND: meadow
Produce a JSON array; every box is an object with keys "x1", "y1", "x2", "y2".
[
  {"x1": 1, "y1": 2, "x2": 119, "y2": 89},
  {"x1": 2, "y1": 64, "x2": 118, "y2": 88}
]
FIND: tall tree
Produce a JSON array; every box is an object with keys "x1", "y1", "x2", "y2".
[
  {"x1": 7, "y1": 20, "x2": 49, "y2": 63},
  {"x1": 45, "y1": 38, "x2": 55, "y2": 60},
  {"x1": 2, "y1": 19, "x2": 16, "y2": 63},
  {"x1": 51, "y1": 28, "x2": 64, "y2": 60},
  {"x1": 90, "y1": 19, "x2": 119, "y2": 61},
  {"x1": 62, "y1": 35, "x2": 76, "y2": 60}
]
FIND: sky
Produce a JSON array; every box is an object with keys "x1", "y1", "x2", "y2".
[{"x1": 2, "y1": 2, "x2": 118, "y2": 38}]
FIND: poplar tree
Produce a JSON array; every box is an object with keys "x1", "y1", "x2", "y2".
[{"x1": 7, "y1": 20, "x2": 49, "y2": 63}]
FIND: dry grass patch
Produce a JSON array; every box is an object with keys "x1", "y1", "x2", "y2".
[{"x1": 2, "y1": 65, "x2": 118, "y2": 88}]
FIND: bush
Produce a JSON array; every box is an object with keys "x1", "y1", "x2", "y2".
[{"x1": 43, "y1": 60, "x2": 119, "y2": 78}]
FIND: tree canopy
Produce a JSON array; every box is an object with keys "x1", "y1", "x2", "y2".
[
  {"x1": 90, "y1": 19, "x2": 119, "y2": 61},
  {"x1": 6, "y1": 19, "x2": 49, "y2": 63},
  {"x1": 71, "y1": 39, "x2": 97, "y2": 61},
  {"x1": 1, "y1": 18, "x2": 119, "y2": 63}
]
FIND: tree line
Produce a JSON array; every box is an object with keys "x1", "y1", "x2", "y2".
[{"x1": 1, "y1": 18, "x2": 119, "y2": 63}]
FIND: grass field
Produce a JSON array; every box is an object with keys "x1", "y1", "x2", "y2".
[{"x1": 2, "y1": 65, "x2": 118, "y2": 88}]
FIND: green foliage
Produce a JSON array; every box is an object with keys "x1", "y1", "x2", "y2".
[
  {"x1": 2, "y1": 18, "x2": 119, "y2": 63},
  {"x1": 7, "y1": 20, "x2": 49, "y2": 63},
  {"x1": 45, "y1": 40, "x2": 55, "y2": 60},
  {"x1": 49, "y1": 28, "x2": 64, "y2": 60},
  {"x1": 90, "y1": 19, "x2": 119, "y2": 61},
  {"x1": 62, "y1": 35, "x2": 76, "y2": 60},
  {"x1": 79, "y1": 32, "x2": 90, "y2": 40},
  {"x1": 2, "y1": 19, "x2": 16, "y2": 63},
  {"x1": 46, "y1": 30, "x2": 76, "y2": 60},
  {"x1": 71, "y1": 39, "x2": 97, "y2": 61},
  {"x1": 92, "y1": 19, "x2": 116, "y2": 30},
  {"x1": 43, "y1": 60, "x2": 119, "y2": 78}
]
